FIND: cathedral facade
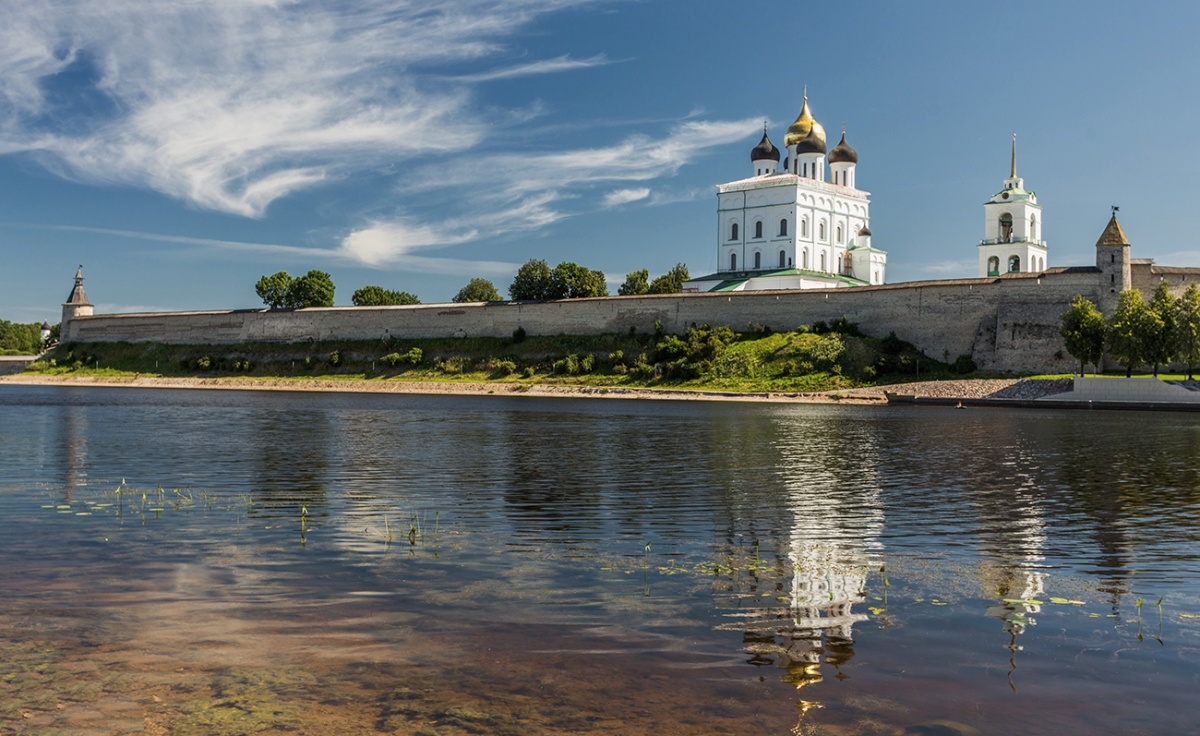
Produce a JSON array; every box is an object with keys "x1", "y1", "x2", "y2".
[{"x1": 686, "y1": 94, "x2": 887, "y2": 293}]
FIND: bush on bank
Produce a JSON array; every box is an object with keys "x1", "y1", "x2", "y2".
[{"x1": 32, "y1": 321, "x2": 955, "y2": 391}]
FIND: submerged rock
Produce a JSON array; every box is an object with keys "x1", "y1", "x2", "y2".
[{"x1": 895, "y1": 720, "x2": 982, "y2": 736}]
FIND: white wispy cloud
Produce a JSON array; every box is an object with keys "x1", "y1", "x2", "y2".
[
  {"x1": 0, "y1": 0, "x2": 599, "y2": 217},
  {"x1": 0, "y1": 1, "x2": 759, "y2": 271},
  {"x1": 603, "y1": 187, "x2": 650, "y2": 207},
  {"x1": 40, "y1": 223, "x2": 517, "y2": 276},
  {"x1": 360, "y1": 118, "x2": 758, "y2": 244},
  {"x1": 453, "y1": 53, "x2": 615, "y2": 82}
]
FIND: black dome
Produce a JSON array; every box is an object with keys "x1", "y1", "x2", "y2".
[
  {"x1": 858, "y1": 225, "x2": 871, "y2": 237},
  {"x1": 750, "y1": 131, "x2": 781, "y2": 162},
  {"x1": 828, "y1": 132, "x2": 858, "y2": 164},
  {"x1": 795, "y1": 126, "x2": 827, "y2": 155}
]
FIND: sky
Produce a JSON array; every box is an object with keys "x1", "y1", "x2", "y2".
[{"x1": 3, "y1": 0, "x2": 1200, "y2": 323}]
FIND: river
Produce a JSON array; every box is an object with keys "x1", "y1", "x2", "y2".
[{"x1": 1, "y1": 384, "x2": 1198, "y2": 735}]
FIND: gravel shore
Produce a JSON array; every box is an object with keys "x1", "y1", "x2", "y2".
[{"x1": 1, "y1": 374, "x2": 1073, "y2": 404}]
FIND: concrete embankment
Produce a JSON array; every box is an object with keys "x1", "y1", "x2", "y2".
[
  {"x1": 886, "y1": 376, "x2": 1200, "y2": 412},
  {"x1": 0, "y1": 356, "x2": 37, "y2": 376}
]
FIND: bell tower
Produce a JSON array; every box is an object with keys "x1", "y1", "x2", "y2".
[{"x1": 978, "y1": 135, "x2": 1047, "y2": 277}]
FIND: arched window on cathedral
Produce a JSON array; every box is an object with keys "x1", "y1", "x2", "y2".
[
  {"x1": 754, "y1": 221, "x2": 763, "y2": 239},
  {"x1": 730, "y1": 252, "x2": 737, "y2": 271},
  {"x1": 754, "y1": 251, "x2": 761, "y2": 269},
  {"x1": 836, "y1": 224, "x2": 843, "y2": 244},
  {"x1": 1008, "y1": 255, "x2": 1021, "y2": 272},
  {"x1": 800, "y1": 219, "x2": 808, "y2": 238},
  {"x1": 779, "y1": 250, "x2": 786, "y2": 268},
  {"x1": 987, "y1": 256, "x2": 1000, "y2": 276},
  {"x1": 730, "y1": 222, "x2": 739, "y2": 241},
  {"x1": 999, "y1": 213, "x2": 1013, "y2": 243},
  {"x1": 779, "y1": 219, "x2": 788, "y2": 237},
  {"x1": 819, "y1": 221, "x2": 827, "y2": 241},
  {"x1": 1030, "y1": 214, "x2": 1037, "y2": 242},
  {"x1": 820, "y1": 252, "x2": 827, "y2": 272},
  {"x1": 802, "y1": 249, "x2": 808, "y2": 269}
]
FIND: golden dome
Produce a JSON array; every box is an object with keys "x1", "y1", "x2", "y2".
[{"x1": 785, "y1": 96, "x2": 826, "y2": 149}]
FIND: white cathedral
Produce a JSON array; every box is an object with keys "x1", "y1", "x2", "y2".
[
  {"x1": 685, "y1": 94, "x2": 886, "y2": 292},
  {"x1": 685, "y1": 95, "x2": 1046, "y2": 292}
]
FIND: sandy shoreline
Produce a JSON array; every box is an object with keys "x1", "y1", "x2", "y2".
[{"x1": 0, "y1": 373, "x2": 1069, "y2": 405}]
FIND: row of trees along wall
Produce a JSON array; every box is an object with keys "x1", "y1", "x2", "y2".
[{"x1": 1060, "y1": 282, "x2": 1200, "y2": 377}]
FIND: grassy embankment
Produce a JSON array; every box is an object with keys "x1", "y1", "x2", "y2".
[{"x1": 24, "y1": 321, "x2": 994, "y2": 393}]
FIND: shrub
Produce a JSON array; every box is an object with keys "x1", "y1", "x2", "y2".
[
  {"x1": 328, "y1": 350, "x2": 341, "y2": 367},
  {"x1": 491, "y1": 359, "x2": 518, "y2": 376},
  {"x1": 381, "y1": 352, "x2": 403, "y2": 367},
  {"x1": 553, "y1": 354, "x2": 581, "y2": 375},
  {"x1": 881, "y1": 331, "x2": 906, "y2": 355},
  {"x1": 953, "y1": 354, "x2": 977, "y2": 374},
  {"x1": 521, "y1": 366, "x2": 535, "y2": 378},
  {"x1": 512, "y1": 326, "x2": 527, "y2": 343},
  {"x1": 581, "y1": 353, "x2": 596, "y2": 373},
  {"x1": 830, "y1": 316, "x2": 861, "y2": 336},
  {"x1": 404, "y1": 347, "x2": 423, "y2": 365}
]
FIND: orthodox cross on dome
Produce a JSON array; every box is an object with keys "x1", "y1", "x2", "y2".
[
  {"x1": 1010, "y1": 132, "x2": 1017, "y2": 178},
  {"x1": 1111, "y1": 205, "x2": 1119, "y2": 214}
]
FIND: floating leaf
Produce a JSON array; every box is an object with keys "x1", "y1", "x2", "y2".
[
  {"x1": 931, "y1": 600, "x2": 949, "y2": 606},
  {"x1": 1181, "y1": 613, "x2": 1200, "y2": 619},
  {"x1": 1002, "y1": 598, "x2": 1043, "y2": 605},
  {"x1": 1049, "y1": 597, "x2": 1086, "y2": 605},
  {"x1": 869, "y1": 607, "x2": 886, "y2": 615}
]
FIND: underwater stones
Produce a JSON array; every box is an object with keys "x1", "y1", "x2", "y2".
[{"x1": 895, "y1": 720, "x2": 982, "y2": 736}]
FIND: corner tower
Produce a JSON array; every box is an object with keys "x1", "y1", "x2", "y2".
[
  {"x1": 978, "y1": 135, "x2": 1047, "y2": 277},
  {"x1": 61, "y1": 266, "x2": 93, "y2": 341},
  {"x1": 1095, "y1": 210, "x2": 1131, "y2": 314}
]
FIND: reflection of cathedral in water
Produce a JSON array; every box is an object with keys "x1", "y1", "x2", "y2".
[{"x1": 732, "y1": 418, "x2": 885, "y2": 693}]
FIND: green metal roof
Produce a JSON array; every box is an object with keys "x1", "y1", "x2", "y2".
[{"x1": 687, "y1": 268, "x2": 869, "y2": 289}]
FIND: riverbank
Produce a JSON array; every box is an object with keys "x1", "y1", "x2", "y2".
[{"x1": 0, "y1": 373, "x2": 1071, "y2": 404}]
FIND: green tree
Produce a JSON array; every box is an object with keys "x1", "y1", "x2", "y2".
[
  {"x1": 618, "y1": 269, "x2": 649, "y2": 296},
  {"x1": 551, "y1": 261, "x2": 608, "y2": 298},
  {"x1": 352, "y1": 286, "x2": 421, "y2": 306},
  {"x1": 1176, "y1": 284, "x2": 1200, "y2": 380},
  {"x1": 1145, "y1": 281, "x2": 1177, "y2": 376},
  {"x1": 256, "y1": 271, "x2": 296, "y2": 308},
  {"x1": 290, "y1": 270, "x2": 336, "y2": 307},
  {"x1": 0, "y1": 320, "x2": 42, "y2": 354},
  {"x1": 452, "y1": 278, "x2": 503, "y2": 303},
  {"x1": 647, "y1": 263, "x2": 690, "y2": 294},
  {"x1": 1106, "y1": 289, "x2": 1150, "y2": 378},
  {"x1": 509, "y1": 259, "x2": 555, "y2": 300},
  {"x1": 1058, "y1": 295, "x2": 1107, "y2": 375}
]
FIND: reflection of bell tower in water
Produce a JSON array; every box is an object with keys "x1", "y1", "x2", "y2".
[{"x1": 978, "y1": 491, "x2": 1050, "y2": 691}]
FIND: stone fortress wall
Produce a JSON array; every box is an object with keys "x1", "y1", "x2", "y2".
[
  {"x1": 61, "y1": 269, "x2": 1112, "y2": 374},
  {"x1": 58, "y1": 213, "x2": 1200, "y2": 375}
]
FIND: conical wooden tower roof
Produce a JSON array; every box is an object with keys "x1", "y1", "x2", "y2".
[{"x1": 1096, "y1": 214, "x2": 1129, "y2": 246}]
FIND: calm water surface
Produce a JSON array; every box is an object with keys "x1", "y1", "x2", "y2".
[{"x1": 1, "y1": 384, "x2": 1199, "y2": 735}]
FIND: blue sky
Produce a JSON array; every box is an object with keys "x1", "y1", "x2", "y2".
[{"x1": 3, "y1": 0, "x2": 1199, "y2": 323}]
